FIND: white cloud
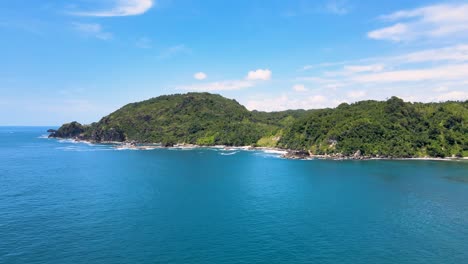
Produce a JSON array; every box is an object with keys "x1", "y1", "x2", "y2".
[
  {"x1": 297, "y1": 43, "x2": 468, "y2": 105},
  {"x1": 72, "y1": 23, "x2": 112, "y2": 40},
  {"x1": 296, "y1": 76, "x2": 347, "y2": 90},
  {"x1": 433, "y1": 86, "x2": 448, "y2": 92},
  {"x1": 292, "y1": 84, "x2": 308, "y2": 92},
  {"x1": 194, "y1": 72, "x2": 207, "y2": 80},
  {"x1": 177, "y1": 69, "x2": 271, "y2": 92},
  {"x1": 246, "y1": 94, "x2": 330, "y2": 111},
  {"x1": 368, "y1": 3, "x2": 468, "y2": 42},
  {"x1": 434, "y1": 91, "x2": 468, "y2": 101},
  {"x1": 347, "y1": 90, "x2": 366, "y2": 99},
  {"x1": 177, "y1": 80, "x2": 253, "y2": 92},
  {"x1": 398, "y1": 45, "x2": 468, "y2": 63},
  {"x1": 246, "y1": 69, "x2": 272, "y2": 81},
  {"x1": 71, "y1": 0, "x2": 154, "y2": 17}
]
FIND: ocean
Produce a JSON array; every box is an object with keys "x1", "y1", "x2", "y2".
[{"x1": 1, "y1": 126, "x2": 467, "y2": 264}]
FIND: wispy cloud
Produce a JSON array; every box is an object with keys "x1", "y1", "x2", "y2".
[
  {"x1": 325, "y1": 0, "x2": 350, "y2": 15},
  {"x1": 135, "y1": 37, "x2": 152, "y2": 48},
  {"x1": 292, "y1": 84, "x2": 308, "y2": 92},
  {"x1": 246, "y1": 69, "x2": 272, "y2": 81},
  {"x1": 158, "y1": 44, "x2": 191, "y2": 59},
  {"x1": 347, "y1": 90, "x2": 366, "y2": 99},
  {"x1": 281, "y1": 0, "x2": 350, "y2": 18},
  {"x1": 0, "y1": 19, "x2": 45, "y2": 35},
  {"x1": 368, "y1": 23, "x2": 408, "y2": 42},
  {"x1": 344, "y1": 64, "x2": 385, "y2": 73},
  {"x1": 351, "y1": 64, "x2": 468, "y2": 84},
  {"x1": 72, "y1": 22, "x2": 113, "y2": 40},
  {"x1": 71, "y1": 0, "x2": 154, "y2": 17},
  {"x1": 368, "y1": 3, "x2": 468, "y2": 42},
  {"x1": 302, "y1": 45, "x2": 468, "y2": 71}
]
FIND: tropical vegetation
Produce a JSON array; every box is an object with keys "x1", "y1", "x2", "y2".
[{"x1": 50, "y1": 93, "x2": 468, "y2": 158}]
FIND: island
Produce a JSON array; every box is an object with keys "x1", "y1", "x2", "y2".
[{"x1": 49, "y1": 92, "x2": 467, "y2": 159}]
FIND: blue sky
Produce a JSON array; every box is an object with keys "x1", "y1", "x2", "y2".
[{"x1": 1, "y1": 0, "x2": 468, "y2": 125}]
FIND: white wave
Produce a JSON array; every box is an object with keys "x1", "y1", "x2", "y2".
[
  {"x1": 139, "y1": 147, "x2": 159, "y2": 150},
  {"x1": 253, "y1": 150, "x2": 284, "y2": 159},
  {"x1": 220, "y1": 151, "x2": 239, "y2": 156},
  {"x1": 37, "y1": 134, "x2": 50, "y2": 139},
  {"x1": 115, "y1": 146, "x2": 138, "y2": 151},
  {"x1": 173, "y1": 147, "x2": 197, "y2": 150},
  {"x1": 212, "y1": 145, "x2": 226, "y2": 149},
  {"x1": 56, "y1": 138, "x2": 97, "y2": 146},
  {"x1": 262, "y1": 149, "x2": 288, "y2": 155},
  {"x1": 56, "y1": 146, "x2": 84, "y2": 151},
  {"x1": 221, "y1": 148, "x2": 238, "y2": 151},
  {"x1": 56, "y1": 145, "x2": 113, "y2": 152},
  {"x1": 58, "y1": 139, "x2": 80, "y2": 144}
]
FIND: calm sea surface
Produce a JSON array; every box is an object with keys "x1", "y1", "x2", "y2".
[{"x1": 1, "y1": 127, "x2": 467, "y2": 264}]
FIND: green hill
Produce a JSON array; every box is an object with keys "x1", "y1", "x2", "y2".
[
  {"x1": 50, "y1": 93, "x2": 467, "y2": 158},
  {"x1": 51, "y1": 93, "x2": 304, "y2": 146},
  {"x1": 278, "y1": 97, "x2": 468, "y2": 158}
]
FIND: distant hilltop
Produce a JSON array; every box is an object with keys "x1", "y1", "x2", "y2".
[{"x1": 49, "y1": 92, "x2": 468, "y2": 159}]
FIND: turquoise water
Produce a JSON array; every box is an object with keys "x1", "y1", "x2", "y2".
[{"x1": 1, "y1": 127, "x2": 467, "y2": 264}]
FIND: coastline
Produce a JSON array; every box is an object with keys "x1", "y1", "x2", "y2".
[{"x1": 48, "y1": 137, "x2": 467, "y2": 162}]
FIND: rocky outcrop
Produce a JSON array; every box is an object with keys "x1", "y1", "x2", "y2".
[
  {"x1": 353, "y1": 150, "x2": 362, "y2": 159},
  {"x1": 48, "y1": 121, "x2": 126, "y2": 142},
  {"x1": 281, "y1": 149, "x2": 376, "y2": 160},
  {"x1": 89, "y1": 127, "x2": 126, "y2": 142},
  {"x1": 162, "y1": 142, "x2": 175, "y2": 147},
  {"x1": 281, "y1": 150, "x2": 311, "y2": 159},
  {"x1": 48, "y1": 122, "x2": 85, "y2": 139}
]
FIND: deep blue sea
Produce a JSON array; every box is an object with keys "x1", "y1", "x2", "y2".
[{"x1": 1, "y1": 127, "x2": 467, "y2": 264}]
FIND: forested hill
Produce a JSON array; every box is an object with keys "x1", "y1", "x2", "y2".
[
  {"x1": 50, "y1": 93, "x2": 307, "y2": 146},
  {"x1": 278, "y1": 97, "x2": 468, "y2": 158},
  {"x1": 50, "y1": 93, "x2": 468, "y2": 158}
]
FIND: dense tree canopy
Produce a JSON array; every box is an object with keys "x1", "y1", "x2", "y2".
[{"x1": 279, "y1": 97, "x2": 468, "y2": 158}]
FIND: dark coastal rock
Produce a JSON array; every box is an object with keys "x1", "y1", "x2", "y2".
[
  {"x1": 162, "y1": 142, "x2": 175, "y2": 147},
  {"x1": 48, "y1": 121, "x2": 85, "y2": 138},
  {"x1": 281, "y1": 150, "x2": 310, "y2": 159},
  {"x1": 353, "y1": 150, "x2": 362, "y2": 159}
]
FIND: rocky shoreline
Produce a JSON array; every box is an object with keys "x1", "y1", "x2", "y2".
[
  {"x1": 280, "y1": 149, "x2": 467, "y2": 161},
  {"x1": 281, "y1": 149, "x2": 372, "y2": 160},
  {"x1": 47, "y1": 133, "x2": 467, "y2": 162}
]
